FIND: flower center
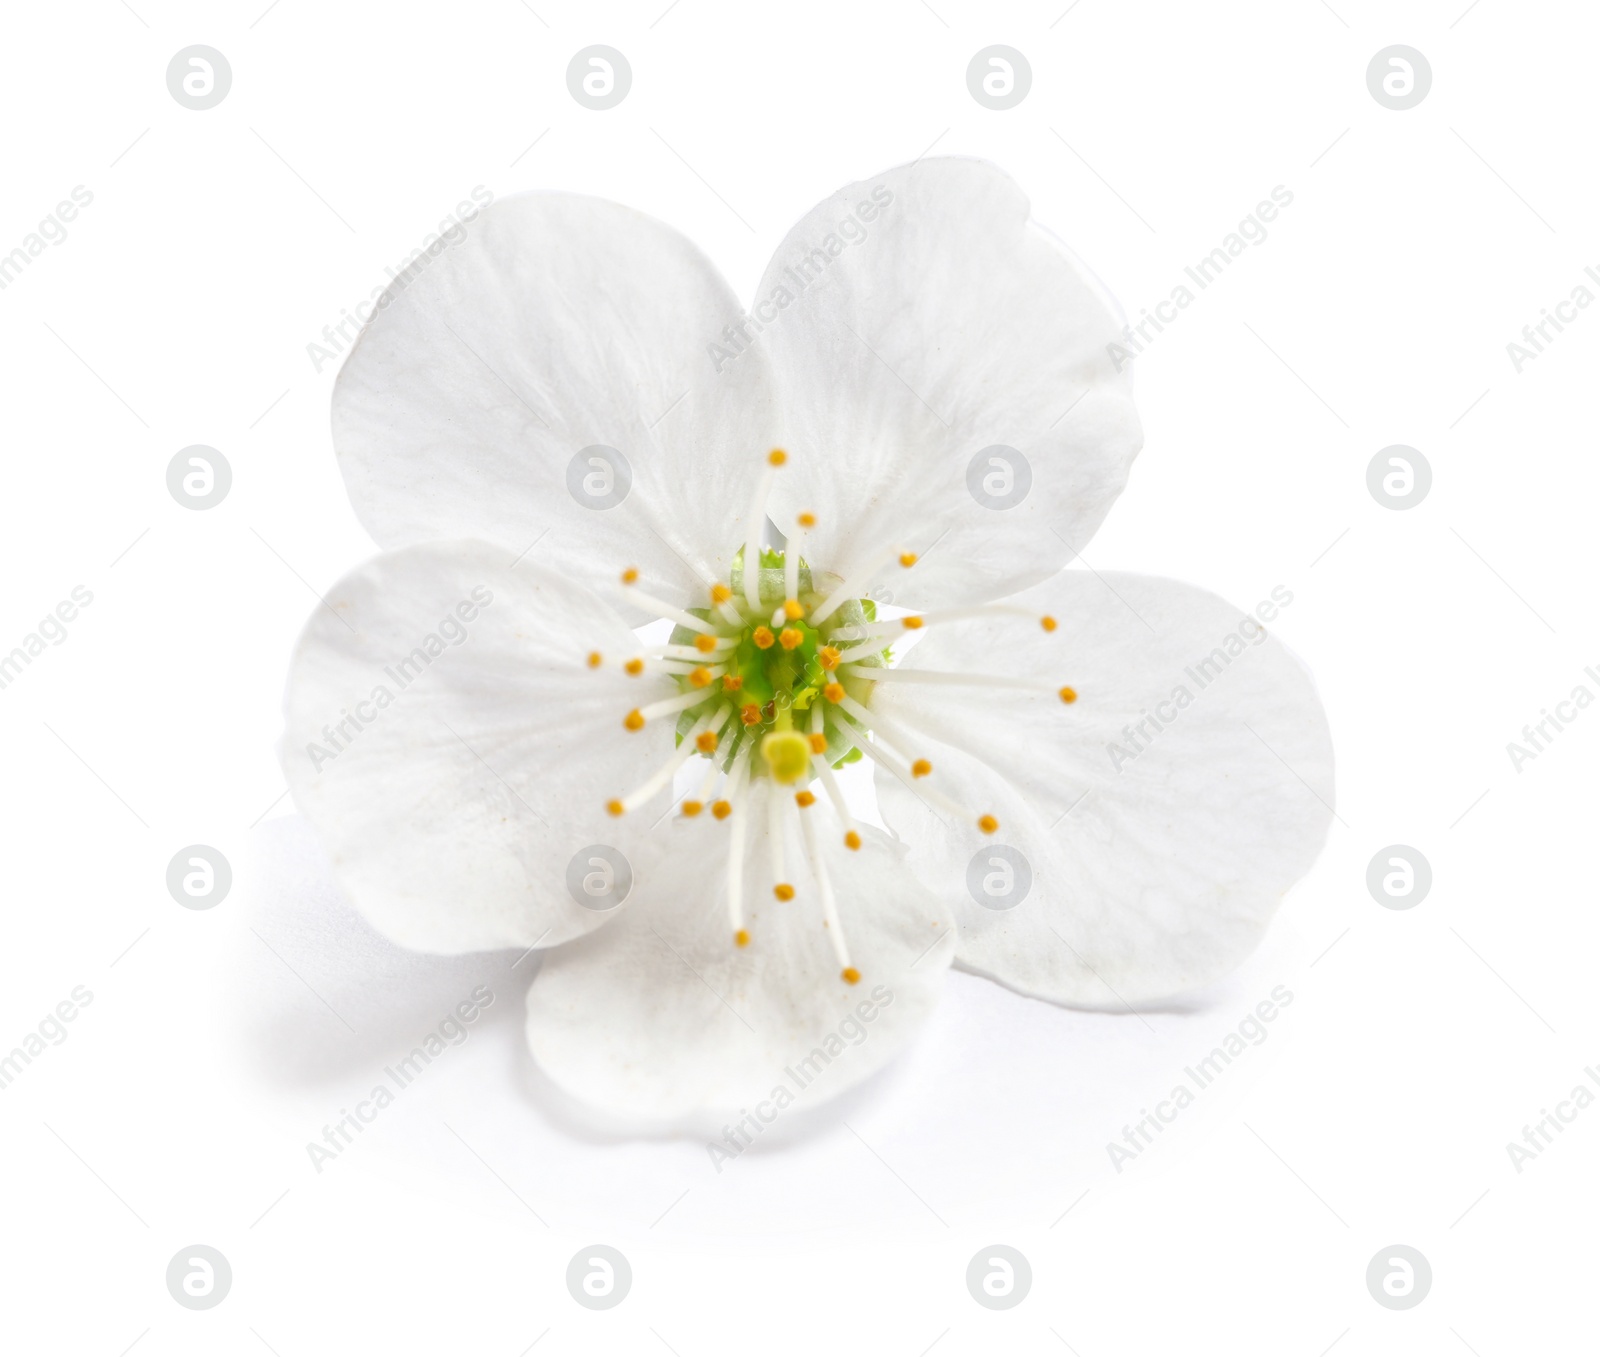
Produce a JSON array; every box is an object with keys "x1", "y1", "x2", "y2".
[{"x1": 593, "y1": 449, "x2": 1077, "y2": 987}]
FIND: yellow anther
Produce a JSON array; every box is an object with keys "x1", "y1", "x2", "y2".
[
  {"x1": 734, "y1": 929, "x2": 751, "y2": 947},
  {"x1": 901, "y1": 616, "x2": 924, "y2": 630},
  {"x1": 711, "y1": 583, "x2": 733, "y2": 604},
  {"x1": 818, "y1": 645, "x2": 841, "y2": 671},
  {"x1": 797, "y1": 511, "x2": 816, "y2": 528},
  {"x1": 808, "y1": 733, "x2": 827, "y2": 754},
  {"x1": 841, "y1": 967, "x2": 861, "y2": 985},
  {"x1": 623, "y1": 710, "x2": 645, "y2": 731},
  {"x1": 795, "y1": 790, "x2": 817, "y2": 808},
  {"x1": 695, "y1": 730, "x2": 719, "y2": 753},
  {"x1": 779, "y1": 627, "x2": 804, "y2": 651},
  {"x1": 899, "y1": 552, "x2": 917, "y2": 568},
  {"x1": 624, "y1": 658, "x2": 644, "y2": 676},
  {"x1": 1059, "y1": 686, "x2": 1078, "y2": 703},
  {"x1": 911, "y1": 759, "x2": 932, "y2": 778},
  {"x1": 694, "y1": 633, "x2": 719, "y2": 653},
  {"x1": 823, "y1": 682, "x2": 845, "y2": 704},
  {"x1": 761, "y1": 730, "x2": 811, "y2": 784},
  {"x1": 712, "y1": 800, "x2": 732, "y2": 820},
  {"x1": 783, "y1": 599, "x2": 804, "y2": 620},
  {"x1": 681, "y1": 800, "x2": 704, "y2": 817},
  {"x1": 605, "y1": 799, "x2": 624, "y2": 817},
  {"x1": 844, "y1": 830, "x2": 861, "y2": 851},
  {"x1": 621, "y1": 567, "x2": 639, "y2": 584},
  {"x1": 689, "y1": 667, "x2": 713, "y2": 688},
  {"x1": 752, "y1": 626, "x2": 775, "y2": 649},
  {"x1": 740, "y1": 703, "x2": 762, "y2": 727},
  {"x1": 767, "y1": 448, "x2": 787, "y2": 467},
  {"x1": 774, "y1": 884, "x2": 795, "y2": 901},
  {"x1": 978, "y1": 814, "x2": 999, "y2": 834},
  {"x1": 1041, "y1": 615, "x2": 1058, "y2": 632},
  {"x1": 586, "y1": 651, "x2": 602, "y2": 668},
  {"x1": 722, "y1": 674, "x2": 744, "y2": 692}
]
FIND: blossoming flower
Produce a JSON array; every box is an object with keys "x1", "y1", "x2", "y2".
[{"x1": 281, "y1": 159, "x2": 1333, "y2": 1120}]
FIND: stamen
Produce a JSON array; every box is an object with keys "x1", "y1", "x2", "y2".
[
  {"x1": 899, "y1": 552, "x2": 918, "y2": 567},
  {"x1": 740, "y1": 703, "x2": 763, "y2": 726},
  {"x1": 810, "y1": 748, "x2": 861, "y2": 851},
  {"x1": 832, "y1": 691, "x2": 920, "y2": 763},
  {"x1": 1060, "y1": 686, "x2": 1077, "y2": 703},
  {"x1": 586, "y1": 651, "x2": 602, "y2": 668},
  {"x1": 696, "y1": 729, "x2": 720, "y2": 753},
  {"x1": 1041, "y1": 615, "x2": 1058, "y2": 632},
  {"x1": 839, "y1": 664, "x2": 1071, "y2": 698},
  {"x1": 612, "y1": 705, "x2": 730, "y2": 813},
  {"x1": 835, "y1": 711, "x2": 993, "y2": 833},
  {"x1": 743, "y1": 451, "x2": 786, "y2": 611},
  {"x1": 624, "y1": 586, "x2": 724, "y2": 637},
  {"x1": 795, "y1": 790, "x2": 817, "y2": 807},
  {"x1": 722, "y1": 674, "x2": 744, "y2": 692},
  {"x1": 766, "y1": 782, "x2": 792, "y2": 902},
  {"x1": 818, "y1": 645, "x2": 841, "y2": 670},
  {"x1": 752, "y1": 626, "x2": 775, "y2": 649},
  {"x1": 784, "y1": 513, "x2": 807, "y2": 615},
  {"x1": 689, "y1": 667, "x2": 714, "y2": 688},
  {"x1": 623, "y1": 710, "x2": 644, "y2": 731},
  {"x1": 797, "y1": 792, "x2": 854, "y2": 978},
  {"x1": 638, "y1": 687, "x2": 718, "y2": 723},
  {"x1": 682, "y1": 801, "x2": 703, "y2": 817},
  {"x1": 624, "y1": 658, "x2": 644, "y2": 676},
  {"x1": 783, "y1": 599, "x2": 804, "y2": 620},
  {"x1": 912, "y1": 759, "x2": 932, "y2": 778},
  {"x1": 694, "y1": 634, "x2": 723, "y2": 654},
  {"x1": 726, "y1": 750, "x2": 753, "y2": 934},
  {"x1": 797, "y1": 512, "x2": 816, "y2": 528},
  {"x1": 620, "y1": 567, "x2": 639, "y2": 584},
  {"x1": 832, "y1": 603, "x2": 1036, "y2": 642},
  {"x1": 823, "y1": 682, "x2": 845, "y2": 704},
  {"x1": 644, "y1": 639, "x2": 735, "y2": 661},
  {"x1": 778, "y1": 627, "x2": 803, "y2": 651},
  {"x1": 809, "y1": 542, "x2": 911, "y2": 626}
]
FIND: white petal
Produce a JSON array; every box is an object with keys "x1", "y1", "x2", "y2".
[
  {"x1": 524, "y1": 807, "x2": 955, "y2": 1119},
  {"x1": 332, "y1": 192, "x2": 777, "y2": 594},
  {"x1": 756, "y1": 158, "x2": 1141, "y2": 609},
  {"x1": 282, "y1": 539, "x2": 685, "y2": 954},
  {"x1": 872, "y1": 573, "x2": 1333, "y2": 1004}
]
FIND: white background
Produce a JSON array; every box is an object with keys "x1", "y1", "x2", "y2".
[{"x1": 2, "y1": 1, "x2": 1595, "y2": 1353}]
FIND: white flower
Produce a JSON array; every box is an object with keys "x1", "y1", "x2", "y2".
[{"x1": 280, "y1": 158, "x2": 1333, "y2": 1121}]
